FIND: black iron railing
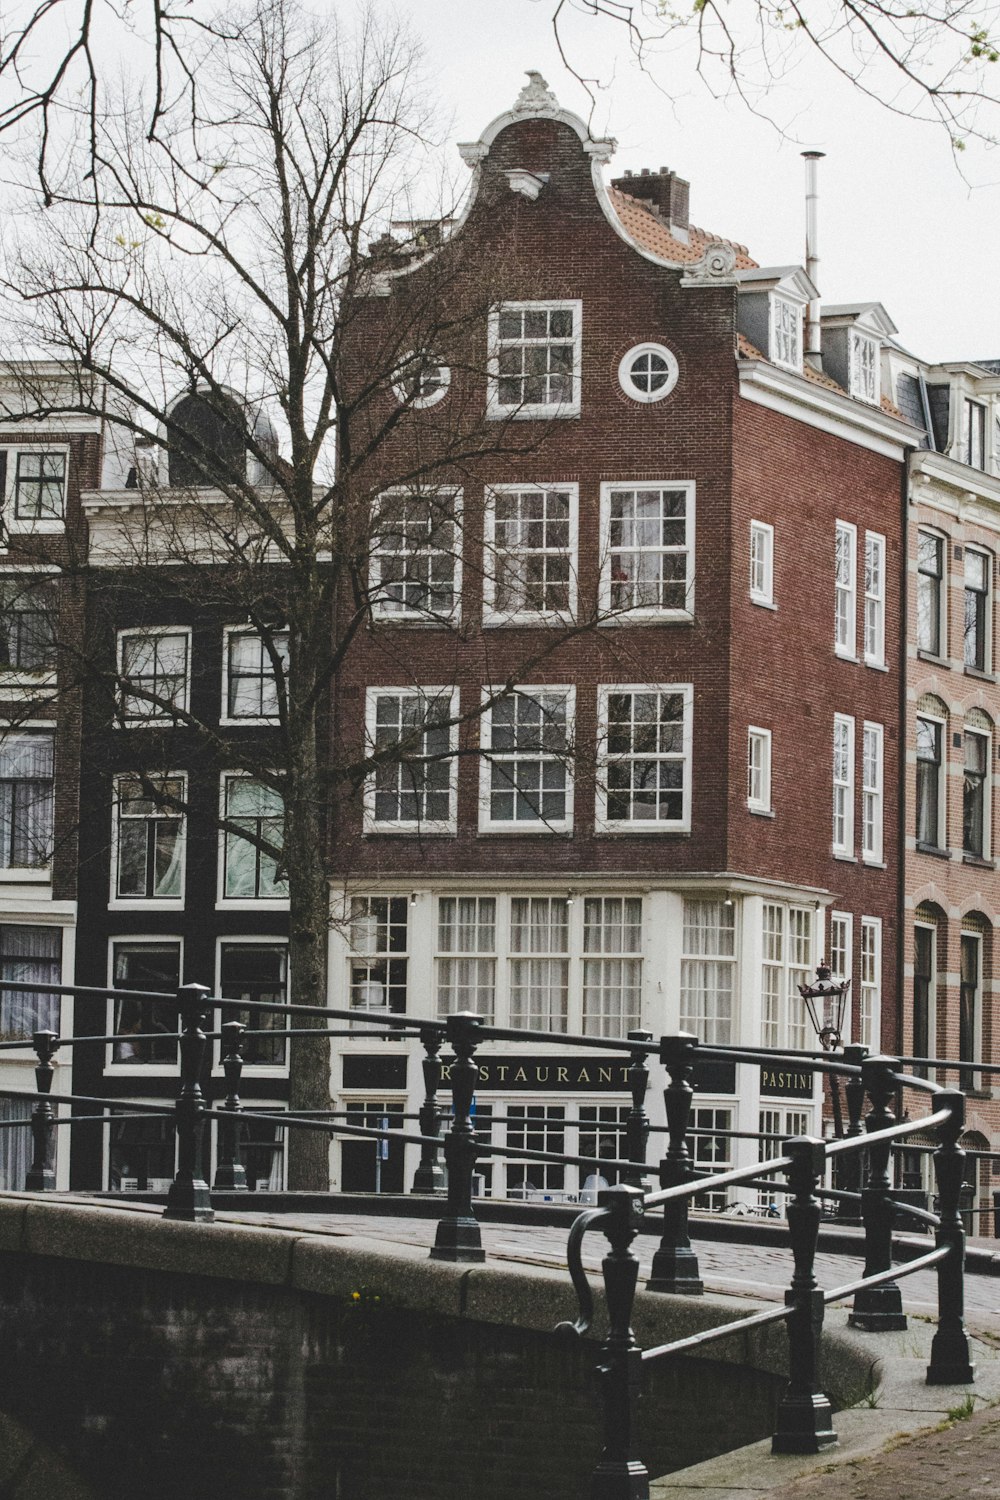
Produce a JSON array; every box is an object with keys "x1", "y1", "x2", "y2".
[{"x1": 0, "y1": 985, "x2": 990, "y2": 1497}]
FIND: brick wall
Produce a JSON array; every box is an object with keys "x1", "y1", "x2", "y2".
[{"x1": 0, "y1": 1252, "x2": 784, "y2": 1500}]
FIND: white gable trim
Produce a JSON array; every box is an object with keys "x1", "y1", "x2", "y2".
[{"x1": 739, "y1": 358, "x2": 916, "y2": 459}]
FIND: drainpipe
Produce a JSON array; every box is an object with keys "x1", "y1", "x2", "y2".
[
  {"x1": 802, "y1": 150, "x2": 825, "y2": 371},
  {"x1": 897, "y1": 448, "x2": 915, "y2": 1060}
]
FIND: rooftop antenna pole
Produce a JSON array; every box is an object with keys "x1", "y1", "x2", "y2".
[{"x1": 802, "y1": 149, "x2": 825, "y2": 370}]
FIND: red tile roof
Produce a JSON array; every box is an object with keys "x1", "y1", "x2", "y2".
[
  {"x1": 609, "y1": 187, "x2": 757, "y2": 270},
  {"x1": 739, "y1": 335, "x2": 906, "y2": 417}
]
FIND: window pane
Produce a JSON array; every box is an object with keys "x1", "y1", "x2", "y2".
[{"x1": 112, "y1": 942, "x2": 180, "y2": 1063}]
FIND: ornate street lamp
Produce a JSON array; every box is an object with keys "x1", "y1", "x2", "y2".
[
  {"x1": 797, "y1": 961, "x2": 850, "y2": 1054},
  {"x1": 797, "y1": 960, "x2": 850, "y2": 1139}
]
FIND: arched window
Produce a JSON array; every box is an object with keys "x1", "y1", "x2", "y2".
[
  {"x1": 915, "y1": 695, "x2": 948, "y2": 851},
  {"x1": 167, "y1": 392, "x2": 247, "y2": 489},
  {"x1": 913, "y1": 902, "x2": 946, "y2": 1072},
  {"x1": 963, "y1": 710, "x2": 993, "y2": 860},
  {"x1": 960, "y1": 912, "x2": 990, "y2": 1089}
]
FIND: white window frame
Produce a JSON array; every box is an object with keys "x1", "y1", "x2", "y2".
[
  {"x1": 487, "y1": 299, "x2": 582, "y2": 419},
  {"x1": 363, "y1": 686, "x2": 458, "y2": 834},
  {"x1": 834, "y1": 520, "x2": 857, "y2": 659},
  {"x1": 0, "y1": 571, "x2": 59, "y2": 681},
  {"x1": 680, "y1": 898, "x2": 737, "y2": 1045},
  {"x1": 832, "y1": 713, "x2": 855, "y2": 857},
  {"x1": 915, "y1": 711, "x2": 946, "y2": 850},
  {"x1": 217, "y1": 772, "x2": 288, "y2": 908},
  {"x1": 478, "y1": 686, "x2": 574, "y2": 833},
  {"x1": 105, "y1": 934, "x2": 183, "y2": 1077},
  {"x1": 598, "y1": 481, "x2": 695, "y2": 622},
  {"x1": 508, "y1": 894, "x2": 570, "y2": 1031},
  {"x1": 859, "y1": 916, "x2": 881, "y2": 1051},
  {"x1": 214, "y1": 935, "x2": 290, "y2": 1078},
  {"x1": 581, "y1": 895, "x2": 644, "y2": 1037},
  {"x1": 912, "y1": 919, "x2": 937, "y2": 1061},
  {"x1": 347, "y1": 895, "x2": 409, "y2": 1021},
  {"x1": 747, "y1": 726, "x2": 772, "y2": 814},
  {"x1": 369, "y1": 487, "x2": 463, "y2": 625},
  {"x1": 0, "y1": 726, "x2": 55, "y2": 876},
  {"x1": 617, "y1": 342, "x2": 679, "y2": 404},
  {"x1": 863, "y1": 531, "x2": 886, "y2": 667},
  {"x1": 959, "y1": 930, "x2": 983, "y2": 1086},
  {"x1": 116, "y1": 626, "x2": 192, "y2": 724},
  {"x1": 482, "y1": 484, "x2": 577, "y2": 625},
  {"x1": 770, "y1": 295, "x2": 803, "y2": 372},
  {"x1": 849, "y1": 330, "x2": 880, "y2": 405},
  {"x1": 595, "y1": 683, "x2": 693, "y2": 833},
  {"x1": 110, "y1": 771, "x2": 186, "y2": 909},
  {"x1": 391, "y1": 350, "x2": 451, "y2": 410},
  {"x1": 829, "y1": 909, "x2": 854, "y2": 1042},
  {"x1": 435, "y1": 895, "x2": 497, "y2": 1022},
  {"x1": 221, "y1": 626, "x2": 289, "y2": 726},
  {"x1": 962, "y1": 724, "x2": 991, "y2": 860},
  {"x1": 3, "y1": 446, "x2": 69, "y2": 535},
  {"x1": 916, "y1": 529, "x2": 947, "y2": 658},
  {"x1": 749, "y1": 520, "x2": 774, "y2": 607},
  {"x1": 104, "y1": 1102, "x2": 178, "y2": 1191},
  {"x1": 963, "y1": 547, "x2": 992, "y2": 674},
  {"x1": 760, "y1": 901, "x2": 814, "y2": 1053},
  {"x1": 861, "y1": 721, "x2": 884, "y2": 864},
  {"x1": 965, "y1": 398, "x2": 987, "y2": 469}
]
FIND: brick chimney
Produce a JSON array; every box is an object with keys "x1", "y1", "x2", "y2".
[{"x1": 611, "y1": 166, "x2": 690, "y2": 240}]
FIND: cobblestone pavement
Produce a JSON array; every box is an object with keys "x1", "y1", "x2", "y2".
[
  {"x1": 222, "y1": 1207, "x2": 1000, "y2": 1327},
  {"x1": 767, "y1": 1405, "x2": 1000, "y2": 1500}
]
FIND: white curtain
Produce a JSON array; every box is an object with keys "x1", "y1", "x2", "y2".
[
  {"x1": 0, "y1": 1099, "x2": 32, "y2": 1189},
  {"x1": 0, "y1": 925, "x2": 60, "y2": 1038}
]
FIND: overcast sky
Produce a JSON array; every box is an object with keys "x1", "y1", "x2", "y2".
[{"x1": 374, "y1": 0, "x2": 1000, "y2": 365}]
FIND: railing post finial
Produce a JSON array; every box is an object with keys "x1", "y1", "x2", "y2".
[
  {"x1": 837, "y1": 1043, "x2": 869, "y2": 1222},
  {"x1": 772, "y1": 1135, "x2": 837, "y2": 1454},
  {"x1": 430, "y1": 1011, "x2": 485, "y2": 1262},
  {"x1": 25, "y1": 1029, "x2": 59, "y2": 1192},
  {"x1": 647, "y1": 1032, "x2": 702, "y2": 1295},
  {"x1": 624, "y1": 1031, "x2": 653, "y2": 1190},
  {"x1": 164, "y1": 983, "x2": 214, "y2": 1223},
  {"x1": 213, "y1": 1020, "x2": 247, "y2": 1192},
  {"x1": 590, "y1": 1185, "x2": 649, "y2": 1500},
  {"x1": 927, "y1": 1088, "x2": 975, "y2": 1385},
  {"x1": 849, "y1": 1054, "x2": 906, "y2": 1331},
  {"x1": 413, "y1": 1023, "x2": 446, "y2": 1195}
]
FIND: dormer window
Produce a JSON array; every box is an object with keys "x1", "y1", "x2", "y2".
[
  {"x1": 770, "y1": 296, "x2": 802, "y2": 372},
  {"x1": 849, "y1": 330, "x2": 880, "y2": 405},
  {"x1": 964, "y1": 399, "x2": 987, "y2": 470},
  {"x1": 167, "y1": 393, "x2": 245, "y2": 489}
]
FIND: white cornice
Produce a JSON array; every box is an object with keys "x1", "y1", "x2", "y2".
[
  {"x1": 0, "y1": 417, "x2": 102, "y2": 436},
  {"x1": 738, "y1": 357, "x2": 918, "y2": 459},
  {"x1": 909, "y1": 449, "x2": 1000, "y2": 514},
  {"x1": 330, "y1": 869, "x2": 833, "y2": 902}
]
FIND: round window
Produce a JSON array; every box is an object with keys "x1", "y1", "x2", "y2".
[
  {"x1": 392, "y1": 351, "x2": 450, "y2": 409},
  {"x1": 618, "y1": 343, "x2": 679, "y2": 404}
]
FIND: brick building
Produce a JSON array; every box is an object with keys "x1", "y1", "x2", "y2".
[
  {"x1": 325, "y1": 74, "x2": 916, "y2": 1199},
  {"x1": 68, "y1": 390, "x2": 293, "y2": 1193},
  {"x1": 884, "y1": 343, "x2": 1000, "y2": 1221},
  {"x1": 51, "y1": 74, "x2": 972, "y2": 1207},
  {"x1": 0, "y1": 363, "x2": 106, "y2": 1189}
]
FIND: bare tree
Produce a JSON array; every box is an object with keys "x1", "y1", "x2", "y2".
[
  {"x1": 1, "y1": 0, "x2": 998, "y2": 199},
  {"x1": 549, "y1": 0, "x2": 1000, "y2": 150},
  {"x1": 1, "y1": 0, "x2": 652, "y2": 1186}
]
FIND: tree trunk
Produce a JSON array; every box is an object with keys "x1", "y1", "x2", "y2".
[{"x1": 284, "y1": 616, "x2": 334, "y2": 1191}]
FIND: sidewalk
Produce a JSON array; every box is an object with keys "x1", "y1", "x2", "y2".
[
  {"x1": 768, "y1": 1402, "x2": 1000, "y2": 1500},
  {"x1": 651, "y1": 1320, "x2": 1000, "y2": 1500}
]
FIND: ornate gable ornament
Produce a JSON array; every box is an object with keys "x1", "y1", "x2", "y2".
[
  {"x1": 511, "y1": 71, "x2": 562, "y2": 118},
  {"x1": 680, "y1": 242, "x2": 739, "y2": 288}
]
